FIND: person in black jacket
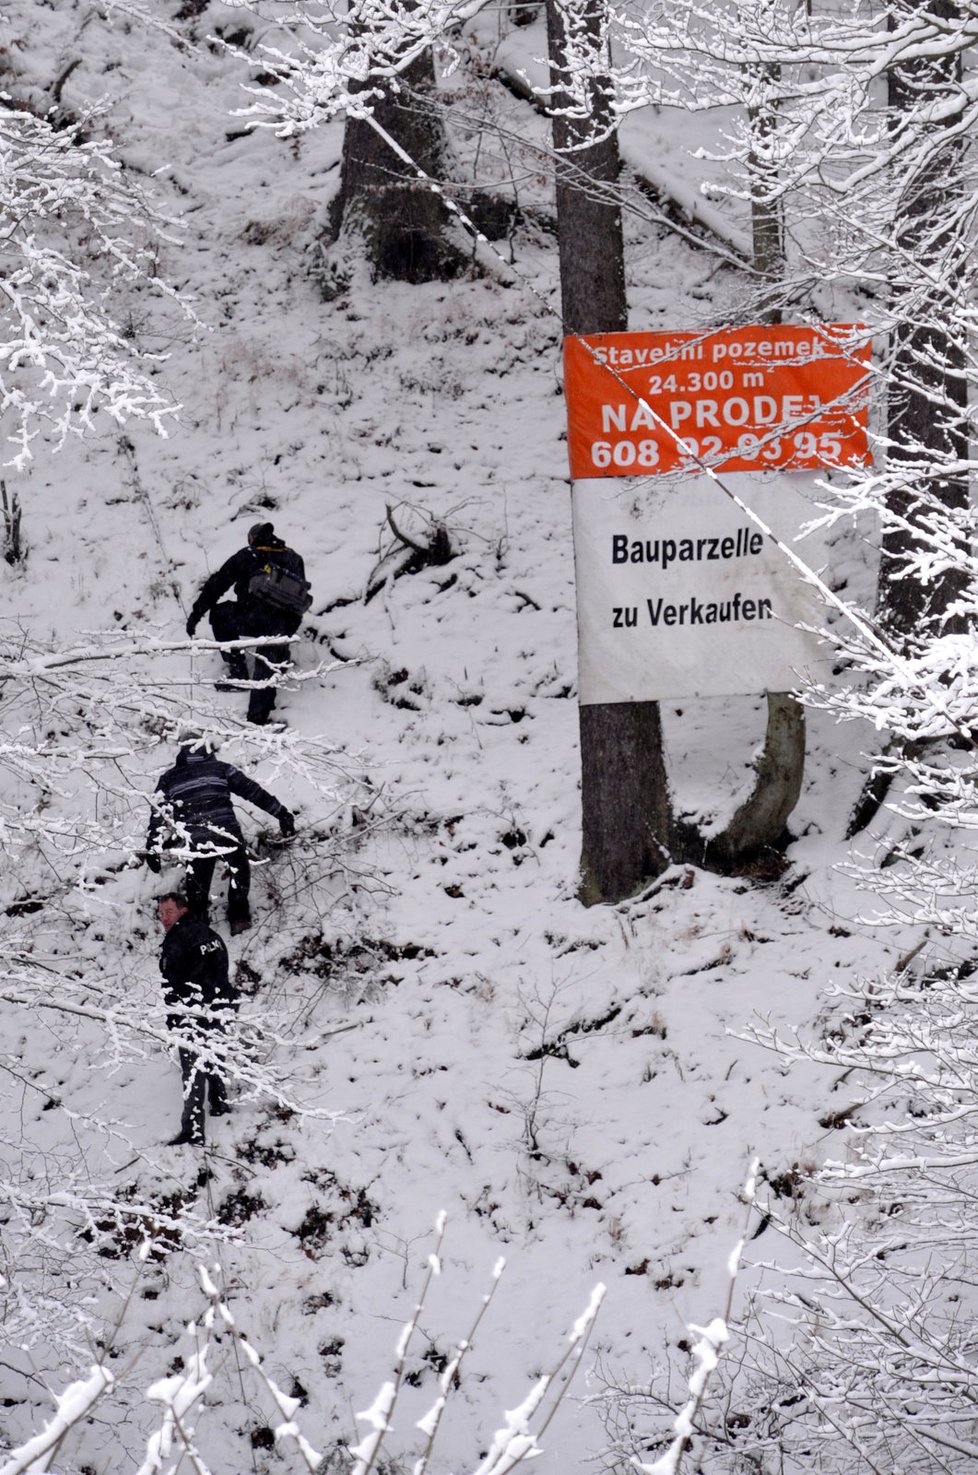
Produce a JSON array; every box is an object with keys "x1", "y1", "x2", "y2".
[
  {"x1": 146, "y1": 738, "x2": 295, "y2": 934},
  {"x1": 158, "y1": 892, "x2": 237, "y2": 1146},
  {"x1": 185, "y1": 522, "x2": 310, "y2": 725}
]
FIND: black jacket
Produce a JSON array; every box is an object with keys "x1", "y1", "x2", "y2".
[
  {"x1": 147, "y1": 748, "x2": 289, "y2": 852},
  {"x1": 189, "y1": 537, "x2": 306, "y2": 625},
  {"x1": 160, "y1": 912, "x2": 235, "y2": 1023}
]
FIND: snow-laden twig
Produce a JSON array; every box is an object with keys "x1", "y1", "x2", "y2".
[
  {"x1": 0, "y1": 1242, "x2": 152, "y2": 1475},
  {"x1": 634, "y1": 1161, "x2": 758, "y2": 1475},
  {"x1": 0, "y1": 1226, "x2": 610, "y2": 1474},
  {"x1": 0, "y1": 1364, "x2": 113, "y2": 1475},
  {"x1": 412, "y1": 1249, "x2": 506, "y2": 1475},
  {"x1": 468, "y1": 1280, "x2": 605, "y2": 1475},
  {"x1": 0, "y1": 101, "x2": 192, "y2": 466},
  {"x1": 349, "y1": 1211, "x2": 449, "y2": 1475},
  {"x1": 346, "y1": 1215, "x2": 603, "y2": 1475},
  {"x1": 202, "y1": 1263, "x2": 323, "y2": 1473},
  {"x1": 137, "y1": 1339, "x2": 214, "y2": 1475},
  {"x1": 223, "y1": 0, "x2": 491, "y2": 135}
]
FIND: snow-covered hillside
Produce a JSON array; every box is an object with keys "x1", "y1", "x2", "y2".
[{"x1": 0, "y1": 4, "x2": 923, "y2": 1472}]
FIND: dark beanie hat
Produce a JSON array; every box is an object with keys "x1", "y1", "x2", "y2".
[{"x1": 249, "y1": 521, "x2": 275, "y2": 543}]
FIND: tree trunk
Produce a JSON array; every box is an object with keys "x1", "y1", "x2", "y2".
[
  {"x1": 578, "y1": 703, "x2": 672, "y2": 906},
  {"x1": 708, "y1": 694, "x2": 805, "y2": 866},
  {"x1": 708, "y1": 45, "x2": 806, "y2": 867},
  {"x1": 848, "y1": 0, "x2": 968, "y2": 835},
  {"x1": 878, "y1": 0, "x2": 968, "y2": 640},
  {"x1": 325, "y1": 52, "x2": 467, "y2": 284},
  {"x1": 545, "y1": 0, "x2": 673, "y2": 905},
  {"x1": 545, "y1": 0, "x2": 627, "y2": 335}
]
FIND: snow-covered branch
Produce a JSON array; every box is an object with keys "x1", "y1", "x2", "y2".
[{"x1": 0, "y1": 103, "x2": 190, "y2": 466}]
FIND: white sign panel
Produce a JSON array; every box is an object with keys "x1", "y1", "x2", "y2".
[{"x1": 573, "y1": 472, "x2": 832, "y2": 705}]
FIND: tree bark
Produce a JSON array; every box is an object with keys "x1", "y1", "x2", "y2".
[
  {"x1": 545, "y1": 0, "x2": 673, "y2": 904},
  {"x1": 708, "y1": 694, "x2": 805, "y2": 865},
  {"x1": 327, "y1": 52, "x2": 467, "y2": 284},
  {"x1": 578, "y1": 703, "x2": 672, "y2": 907},
  {"x1": 878, "y1": 0, "x2": 969, "y2": 639},
  {"x1": 545, "y1": 0, "x2": 627, "y2": 335},
  {"x1": 707, "y1": 45, "x2": 806, "y2": 868},
  {"x1": 848, "y1": 0, "x2": 968, "y2": 834}
]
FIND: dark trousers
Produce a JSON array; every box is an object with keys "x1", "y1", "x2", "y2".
[
  {"x1": 209, "y1": 601, "x2": 292, "y2": 725},
  {"x1": 185, "y1": 842, "x2": 251, "y2": 925},
  {"x1": 249, "y1": 640, "x2": 291, "y2": 724},
  {"x1": 178, "y1": 1044, "x2": 228, "y2": 1144}
]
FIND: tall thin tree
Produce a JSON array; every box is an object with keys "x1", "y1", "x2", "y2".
[
  {"x1": 708, "y1": 19, "x2": 805, "y2": 866},
  {"x1": 545, "y1": 0, "x2": 674, "y2": 905},
  {"x1": 878, "y1": 0, "x2": 970, "y2": 640}
]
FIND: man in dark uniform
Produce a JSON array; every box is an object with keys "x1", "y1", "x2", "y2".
[
  {"x1": 185, "y1": 521, "x2": 311, "y2": 725},
  {"x1": 146, "y1": 736, "x2": 295, "y2": 934},
  {"x1": 158, "y1": 892, "x2": 237, "y2": 1147}
]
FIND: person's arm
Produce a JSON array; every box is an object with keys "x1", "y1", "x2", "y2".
[
  {"x1": 186, "y1": 551, "x2": 248, "y2": 635},
  {"x1": 160, "y1": 932, "x2": 191, "y2": 1008},
  {"x1": 226, "y1": 765, "x2": 295, "y2": 835},
  {"x1": 203, "y1": 936, "x2": 236, "y2": 1009},
  {"x1": 226, "y1": 765, "x2": 285, "y2": 819}
]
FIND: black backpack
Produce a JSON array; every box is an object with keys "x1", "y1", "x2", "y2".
[{"x1": 248, "y1": 548, "x2": 312, "y2": 616}]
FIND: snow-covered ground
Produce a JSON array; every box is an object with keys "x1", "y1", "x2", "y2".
[{"x1": 0, "y1": 5, "x2": 920, "y2": 1471}]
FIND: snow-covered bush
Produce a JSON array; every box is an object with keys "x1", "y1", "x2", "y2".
[
  {"x1": 729, "y1": 956, "x2": 978, "y2": 1474},
  {"x1": 0, "y1": 97, "x2": 185, "y2": 467},
  {"x1": 0, "y1": 1225, "x2": 606, "y2": 1475},
  {"x1": 612, "y1": 955, "x2": 978, "y2": 1473}
]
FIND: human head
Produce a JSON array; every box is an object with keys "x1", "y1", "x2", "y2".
[
  {"x1": 248, "y1": 521, "x2": 275, "y2": 547},
  {"x1": 173, "y1": 727, "x2": 220, "y2": 758},
  {"x1": 158, "y1": 893, "x2": 189, "y2": 931}
]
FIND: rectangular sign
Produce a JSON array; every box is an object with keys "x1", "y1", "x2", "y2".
[
  {"x1": 573, "y1": 472, "x2": 831, "y2": 704},
  {"x1": 564, "y1": 324, "x2": 871, "y2": 481}
]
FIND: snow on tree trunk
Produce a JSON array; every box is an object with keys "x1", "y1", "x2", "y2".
[
  {"x1": 708, "y1": 691, "x2": 804, "y2": 867},
  {"x1": 326, "y1": 54, "x2": 468, "y2": 285},
  {"x1": 878, "y1": 0, "x2": 969, "y2": 640}
]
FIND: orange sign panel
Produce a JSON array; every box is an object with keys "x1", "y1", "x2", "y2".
[{"x1": 564, "y1": 324, "x2": 871, "y2": 480}]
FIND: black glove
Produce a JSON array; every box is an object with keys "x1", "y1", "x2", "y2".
[
  {"x1": 145, "y1": 852, "x2": 162, "y2": 874},
  {"x1": 186, "y1": 610, "x2": 200, "y2": 638},
  {"x1": 279, "y1": 811, "x2": 296, "y2": 838}
]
